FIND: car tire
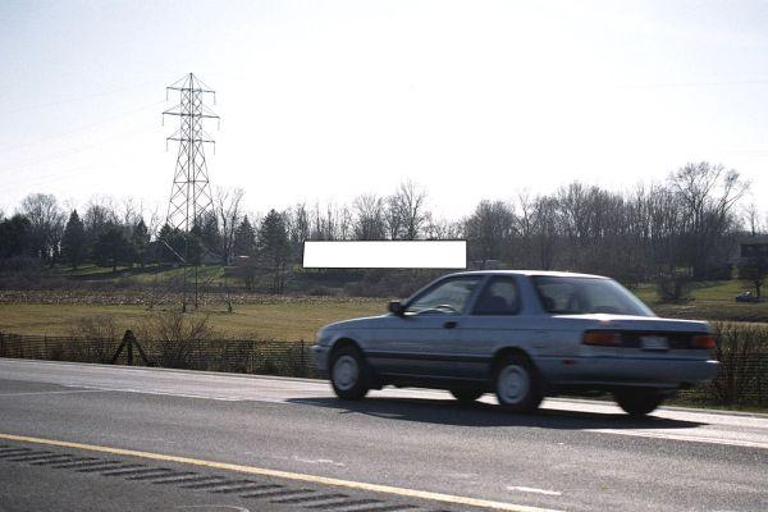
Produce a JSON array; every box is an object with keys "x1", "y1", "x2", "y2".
[
  {"x1": 613, "y1": 388, "x2": 665, "y2": 416},
  {"x1": 494, "y1": 354, "x2": 543, "y2": 413},
  {"x1": 450, "y1": 388, "x2": 484, "y2": 403},
  {"x1": 330, "y1": 345, "x2": 369, "y2": 400}
]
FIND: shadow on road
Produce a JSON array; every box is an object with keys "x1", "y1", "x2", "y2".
[{"x1": 287, "y1": 396, "x2": 706, "y2": 430}]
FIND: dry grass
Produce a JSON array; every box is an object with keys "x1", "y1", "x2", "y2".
[{"x1": 0, "y1": 300, "x2": 385, "y2": 341}]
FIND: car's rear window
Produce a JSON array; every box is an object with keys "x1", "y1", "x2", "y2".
[{"x1": 532, "y1": 276, "x2": 654, "y2": 317}]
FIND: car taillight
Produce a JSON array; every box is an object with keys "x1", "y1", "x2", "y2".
[
  {"x1": 690, "y1": 334, "x2": 716, "y2": 349},
  {"x1": 583, "y1": 331, "x2": 622, "y2": 346}
]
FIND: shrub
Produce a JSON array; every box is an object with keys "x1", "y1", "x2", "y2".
[
  {"x1": 710, "y1": 322, "x2": 768, "y2": 405},
  {"x1": 69, "y1": 315, "x2": 119, "y2": 341},
  {"x1": 139, "y1": 310, "x2": 215, "y2": 369},
  {"x1": 656, "y1": 270, "x2": 692, "y2": 303}
]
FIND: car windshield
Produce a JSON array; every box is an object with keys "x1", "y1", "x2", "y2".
[{"x1": 533, "y1": 276, "x2": 654, "y2": 317}]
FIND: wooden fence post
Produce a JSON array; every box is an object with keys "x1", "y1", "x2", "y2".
[
  {"x1": 127, "y1": 333, "x2": 134, "y2": 366},
  {"x1": 299, "y1": 340, "x2": 306, "y2": 376},
  {"x1": 110, "y1": 330, "x2": 153, "y2": 366}
]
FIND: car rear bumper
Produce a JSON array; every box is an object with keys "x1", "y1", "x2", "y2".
[{"x1": 541, "y1": 356, "x2": 721, "y2": 388}]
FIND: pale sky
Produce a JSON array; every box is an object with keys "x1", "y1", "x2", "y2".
[{"x1": 1, "y1": 0, "x2": 767, "y2": 220}]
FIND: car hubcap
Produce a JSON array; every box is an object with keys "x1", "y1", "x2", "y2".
[
  {"x1": 497, "y1": 365, "x2": 530, "y2": 404},
  {"x1": 333, "y1": 355, "x2": 359, "y2": 391}
]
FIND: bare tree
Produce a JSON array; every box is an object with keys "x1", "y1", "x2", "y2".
[
  {"x1": 287, "y1": 202, "x2": 310, "y2": 262},
  {"x1": 390, "y1": 180, "x2": 429, "y2": 240},
  {"x1": 531, "y1": 195, "x2": 560, "y2": 270},
  {"x1": 214, "y1": 187, "x2": 244, "y2": 265},
  {"x1": 19, "y1": 193, "x2": 65, "y2": 264},
  {"x1": 83, "y1": 198, "x2": 119, "y2": 237},
  {"x1": 120, "y1": 198, "x2": 143, "y2": 227},
  {"x1": 465, "y1": 200, "x2": 516, "y2": 267},
  {"x1": 743, "y1": 202, "x2": 763, "y2": 237},
  {"x1": 146, "y1": 205, "x2": 163, "y2": 240},
  {"x1": 738, "y1": 253, "x2": 768, "y2": 298},
  {"x1": 317, "y1": 202, "x2": 340, "y2": 241},
  {"x1": 423, "y1": 216, "x2": 461, "y2": 240},
  {"x1": 337, "y1": 205, "x2": 354, "y2": 240},
  {"x1": 670, "y1": 162, "x2": 747, "y2": 278},
  {"x1": 353, "y1": 194, "x2": 386, "y2": 240},
  {"x1": 384, "y1": 194, "x2": 403, "y2": 240}
]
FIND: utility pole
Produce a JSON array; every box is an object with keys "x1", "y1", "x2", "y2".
[{"x1": 163, "y1": 73, "x2": 220, "y2": 310}]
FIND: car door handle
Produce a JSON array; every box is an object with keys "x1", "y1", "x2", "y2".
[{"x1": 443, "y1": 321, "x2": 458, "y2": 329}]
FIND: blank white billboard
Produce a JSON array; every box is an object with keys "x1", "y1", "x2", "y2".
[{"x1": 303, "y1": 241, "x2": 467, "y2": 269}]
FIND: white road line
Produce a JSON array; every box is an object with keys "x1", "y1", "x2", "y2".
[
  {"x1": 0, "y1": 389, "x2": 106, "y2": 397},
  {"x1": 507, "y1": 486, "x2": 562, "y2": 497},
  {"x1": 586, "y1": 428, "x2": 768, "y2": 450}
]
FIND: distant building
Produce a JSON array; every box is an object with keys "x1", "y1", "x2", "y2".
[{"x1": 740, "y1": 235, "x2": 768, "y2": 259}]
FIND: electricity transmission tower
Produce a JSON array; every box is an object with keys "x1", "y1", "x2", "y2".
[
  {"x1": 163, "y1": 73, "x2": 219, "y2": 233},
  {"x1": 162, "y1": 73, "x2": 220, "y2": 310}
]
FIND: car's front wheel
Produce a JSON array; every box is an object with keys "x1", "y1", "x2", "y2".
[
  {"x1": 613, "y1": 388, "x2": 665, "y2": 416},
  {"x1": 494, "y1": 354, "x2": 543, "y2": 413},
  {"x1": 330, "y1": 345, "x2": 369, "y2": 400}
]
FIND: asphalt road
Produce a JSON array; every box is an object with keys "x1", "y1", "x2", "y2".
[{"x1": 0, "y1": 358, "x2": 767, "y2": 512}]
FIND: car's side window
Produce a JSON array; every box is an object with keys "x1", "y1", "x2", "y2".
[
  {"x1": 472, "y1": 276, "x2": 520, "y2": 316},
  {"x1": 405, "y1": 277, "x2": 481, "y2": 315}
]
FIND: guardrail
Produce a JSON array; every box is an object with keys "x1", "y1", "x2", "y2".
[{"x1": 0, "y1": 330, "x2": 766, "y2": 407}]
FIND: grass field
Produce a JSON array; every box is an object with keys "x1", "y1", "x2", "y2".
[
  {"x1": 633, "y1": 279, "x2": 753, "y2": 303},
  {"x1": 633, "y1": 280, "x2": 768, "y2": 323},
  {"x1": 2, "y1": 278, "x2": 768, "y2": 339},
  {"x1": 0, "y1": 301, "x2": 385, "y2": 340}
]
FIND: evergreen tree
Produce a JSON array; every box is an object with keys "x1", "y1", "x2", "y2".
[
  {"x1": 61, "y1": 210, "x2": 86, "y2": 269},
  {"x1": 131, "y1": 218, "x2": 150, "y2": 268},
  {"x1": 188, "y1": 224, "x2": 204, "y2": 266},
  {"x1": 257, "y1": 210, "x2": 291, "y2": 293},
  {"x1": 93, "y1": 224, "x2": 131, "y2": 272},
  {"x1": 233, "y1": 216, "x2": 256, "y2": 256},
  {"x1": 198, "y1": 212, "x2": 220, "y2": 258},
  {"x1": 157, "y1": 223, "x2": 182, "y2": 264},
  {"x1": 0, "y1": 215, "x2": 33, "y2": 259}
]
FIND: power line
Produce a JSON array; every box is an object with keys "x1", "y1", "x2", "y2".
[{"x1": 0, "y1": 100, "x2": 165, "y2": 155}]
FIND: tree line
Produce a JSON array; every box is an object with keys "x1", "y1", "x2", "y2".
[{"x1": 0, "y1": 163, "x2": 763, "y2": 296}]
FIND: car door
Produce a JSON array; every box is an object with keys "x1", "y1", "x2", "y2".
[
  {"x1": 455, "y1": 275, "x2": 532, "y2": 380},
  {"x1": 369, "y1": 275, "x2": 484, "y2": 380}
]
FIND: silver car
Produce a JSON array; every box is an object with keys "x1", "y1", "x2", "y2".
[{"x1": 312, "y1": 271, "x2": 720, "y2": 416}]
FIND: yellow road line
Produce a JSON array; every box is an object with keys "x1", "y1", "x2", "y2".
[{"x1": 0, "y1": 432, "x2": 563, "y2": 512}]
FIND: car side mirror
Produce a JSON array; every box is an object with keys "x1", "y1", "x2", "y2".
[{"x1": 388, "y1": 300, "x2": 405, "y2": 316}]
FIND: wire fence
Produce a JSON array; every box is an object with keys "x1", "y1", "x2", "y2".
[
  {"x1": 678, "y1": 352, "x2": 768, "y2": 407},
  {"x1": 0, "y1": 331, "x2": 317, "y2": 379},
  {"x1": 0, "y1": 330, "x2": 766, "y2": 407}
]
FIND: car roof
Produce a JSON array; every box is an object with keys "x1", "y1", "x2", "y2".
[{"x1": 446, "y1": 270, "x2": 609, "y2": 279}]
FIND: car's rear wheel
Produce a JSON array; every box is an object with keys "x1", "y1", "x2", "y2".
[
  {"x1": 613, "y1": 388, "x2": 665, "y2": 416},
  {"x1": 330, "y1": 345, "x2": 369, "y2": 400},
  {"x1": 450, "y1": 388, "x2": 484, "y2": 403},
  {"x1": 494, "y1": 354, "x2": 543, "y2": 413}
]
